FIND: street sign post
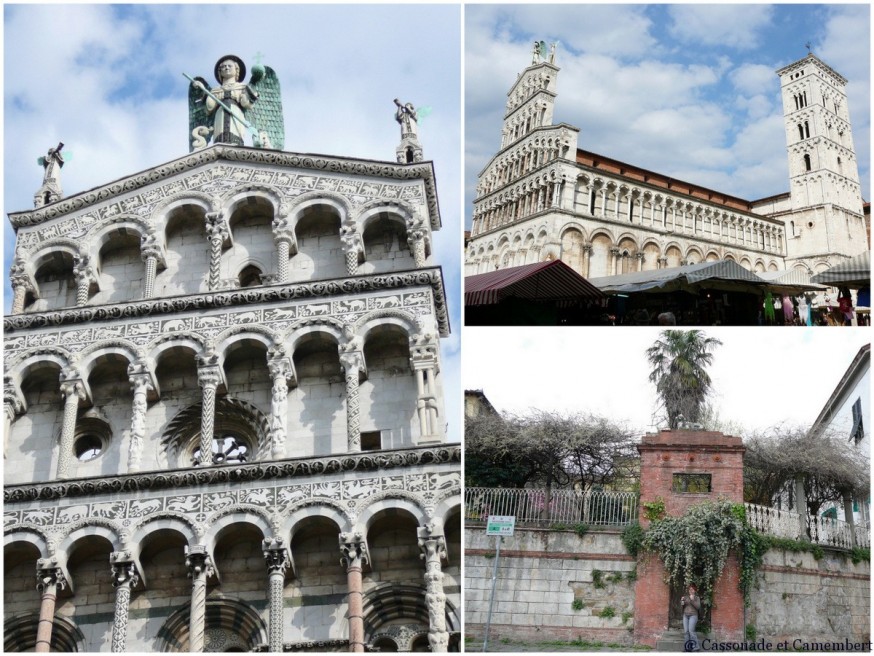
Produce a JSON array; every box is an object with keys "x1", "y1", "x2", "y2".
[{"x1": 483, "y1": 515, "x2": 515, "y2": 651}]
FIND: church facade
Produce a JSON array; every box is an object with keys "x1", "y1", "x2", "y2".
[
  {"x1": 465, "y1": 49, "x2": 867, "y2": 280},
  {"x1": 4, "y1": 56, "x2": 460, "y2": 652}
]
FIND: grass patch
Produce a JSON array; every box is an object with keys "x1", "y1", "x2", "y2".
[
  {"x1": 591, "y1": 568, "x2": 605, "y2": 589},
  {"x1": 572, "y1": 599, "x2": 584, "y2": 611},
  {"x1": 598, "y1": 606, "x2": 616, "y2": 619}
]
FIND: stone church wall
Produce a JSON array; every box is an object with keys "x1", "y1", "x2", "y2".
[{"x1": 464, "y1": 525, "x2": 870, "y2": 647}]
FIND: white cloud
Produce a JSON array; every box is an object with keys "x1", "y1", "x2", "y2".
[
  {"x1": 667, "y1": 5, "x2": 775, "y2": 50},
  {"x1": 731, "y1": 63, "x2": 777, "y2": 96}
]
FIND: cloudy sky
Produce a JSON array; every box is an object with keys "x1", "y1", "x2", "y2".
[
  {"x1": 465, "y1": 327, "x2": 871, "y2": 436},
  {"x1": 3, "y1": 4, "x2": 463, "y2": 441},
  {"x1": 465, "y1": 4, "x2": 871, "y2": 228}
]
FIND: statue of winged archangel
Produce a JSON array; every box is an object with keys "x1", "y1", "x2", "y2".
[{"x1": 186, "y1": 55, "x2": 284, "y2": 152}]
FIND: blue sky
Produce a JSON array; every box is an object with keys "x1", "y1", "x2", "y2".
[
  {"x1": 465, "y1": 4, "x2": 871, "y2": 228},
  {"x1": 3, "y1": 4, "x2": 462, "y2": 442}
]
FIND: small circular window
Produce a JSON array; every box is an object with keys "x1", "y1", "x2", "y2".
[
  {"x1": 75, "y1": 434, "x2": 103, "y2": 461},
  {"x1": 193, "y1": 435, "x2": 249, "y2": 466}
]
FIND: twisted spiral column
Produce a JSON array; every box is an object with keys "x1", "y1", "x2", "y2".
[
  {"x1": 339, "y1": 533, "x2": 368, "y2": 653},
  {"x1": 263, "y1": 538, "x2": 291, "y2": 652},
  {"x1": 11, "y1": 282, "x2": 30, "y2": 314},
  {"x1": 57, "y1": 379, "x2": 86, "y2": 479},
  {"x1": 418, "y1": 521, "x2": 449, "y2": 652},
  {"x1": 35, "y1": 560, "x2": 67, "y2": 653},
  {"x1": 339, "y1": 352, "x2": 364, "y2": 452},
  {"x1": 73, "y1": 259, "x2": 93, "y2": 306},
  {"x1": 196, "y1": 355, "x2": 222, "y2": 466},
  {"x1": 186, "y1": 547, "x2": 214, "y2": 653},
  {"x1": 110, "y1": 553, "x2": 140, "y2": 653},
  {"x1": 205, "y1": 212, "x2": 228, "y2": 292}
]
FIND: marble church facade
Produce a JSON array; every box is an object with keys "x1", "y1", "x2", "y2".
[
  {"x1": 4, "y1": 89, "x2": 460, "y2": 650},
  {"x1": 466, "y1": 51, "x2": 867, "y2": 280}
]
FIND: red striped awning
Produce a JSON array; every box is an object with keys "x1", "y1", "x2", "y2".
[{"x1": 465, "y1": 260, "x2": 605, "y2": 306}]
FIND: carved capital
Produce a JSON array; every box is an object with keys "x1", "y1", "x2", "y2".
[
  {"x1": 262, "y1": 537, "x2": 291, "y2": 575},
  {"x1": 110, "y1": 551, "x2": 140, "y2": 588},
  {"x1": 185, "y1": 546, "x2": 215, "y2": 579},
  {"x1": 339, "y1": 532, "x2": 369, "y2": 569},
  {"x1": 339, "y1": 351, "x2": 366, "y2": 377},
  {"x1": 59, "y1": 378, "x2": 86, "y2": 402},
  {"x1": 4, "y1": 377, "x2": 26, "y2": 417},
  {"x1": 36, "y1": 558, "x2": 67, "y2": 593},
  {"x1": 205, "y1": 212, "x2": 229, "y2": 243}
]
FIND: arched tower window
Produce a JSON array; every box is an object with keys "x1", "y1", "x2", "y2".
[
  {"x1": 804, "y1": 154, "x2": 811, "y2": 171},
  {"x1": 804, "y1": 121, "x2": 810, "y2": 139},
  {"x1": 797, "y1": 124, "x2": 804, "y2": 140},
  {"x1": 238, "y1": 264, "x2": 262, "y2": 288}
]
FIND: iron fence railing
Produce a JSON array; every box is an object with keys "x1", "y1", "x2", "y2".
[
  {"x1": 745, "y1": 502, "x2": 870, "y2": 550},
  {"x1": 465, "y1": 487, "x2": 638, "y2": 528}
]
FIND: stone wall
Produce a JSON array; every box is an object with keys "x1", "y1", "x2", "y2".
[
  {"x1": 464, "y1": 525, "x2": 870, "y2": 648},
  {"x1": 464, "y1": 526, "x2": 637, "y2": 646},
  {"x1": 749, "y1": 548, "x2": 870, "y2": 645}
]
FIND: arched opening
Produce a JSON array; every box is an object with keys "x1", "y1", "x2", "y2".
[
  {"x1": 290, "y1": 332, "x2": 342, "y2": 456},
  {"x1": 212, "y1": 523, "x2": 266, "y2": 598},
  {"x1": 803, "y1": 154, "x2": 811, "y2": 171},
  {"x1": 292, "y1": 204, "x2": 344, "y2": 282},
  {"x1": 59, "y1": 535, "x2": 116, "y2": 648},
  {"x1": 361, "y1": 325, "x2": 417, "y2": 447},
  {"x1": 30, "y1": 250, "x2": 77, "y2": 311},
  {"x1": 161, "y1": 204, "x2": 208, "y2": 296},
  {"x1": 238, "y1": 264, "x2": 263, "y2": 288},
  {"x1": 157, "y1": 598, "x2": 266, "y2": 652},
  {"x1": 4, "y1": 541, "x2": 43, "y2": 635},
  {"x1": 96, "y1": 231, "x2": 142, "y2": 303},
  {"x1": 362, "y1": 213, "x2": 414, "y2": 272},
  {"x1": 12, "y1": 361, "x2": 63, "y2": 483},
  {"x1": 4, "y1": 614, "x2": 84, "y2": 652},
  {"x1": 226, "y1": 197, "x2": 275, "y2": 287}
]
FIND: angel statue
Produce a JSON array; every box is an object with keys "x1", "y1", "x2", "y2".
[{"x1": 186, "y1": 54, "x2": 284, "y2": 152}]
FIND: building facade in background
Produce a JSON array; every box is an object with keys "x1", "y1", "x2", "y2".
[
  {"x1": 466, "y1": 49, "x2": 867, "y2": 281},
  {"x1": 4, "y1": 55, "x2": 460, "y2": 652}
]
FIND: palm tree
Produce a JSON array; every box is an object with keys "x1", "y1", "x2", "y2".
[{"x1": 646, "y1": 330, "x2": 722, "y2": 429}]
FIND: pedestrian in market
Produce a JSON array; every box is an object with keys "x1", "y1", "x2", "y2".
[{"x1": 681, "y1": 584, "x2": 701, "y2": 651}]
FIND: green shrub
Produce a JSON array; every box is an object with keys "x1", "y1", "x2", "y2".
[
  {"x1": 591, "y1": 569, "x2": 605, "y2": 589},
  {"x1": 598, "y1": 606, "x2": 616, "y2": 619},
  {"x1": 642, "y1": 497, "x2": 666, "y2": 522},
  {"x1": 621, "y1": 523, "x2": 645, "y2": 558},
  {"x1": 621, "y1": 611, "x2": 633, "y2": 625},
  {"x1": 745, "y1": 624, "x2": 757, "y2": 642},
  {"x1": 572, "y1": 599, "x2": 584, "y2": 611}
]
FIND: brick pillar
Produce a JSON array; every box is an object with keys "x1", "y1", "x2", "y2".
[
  {"x1": 633, "y1": 429, "x2": 746, "y2": 647},
  {"x1": 340, "y1": 532, "x2": 368, "y2": 652}
]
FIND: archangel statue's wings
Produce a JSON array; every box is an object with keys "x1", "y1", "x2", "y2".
[
  {"x1": 188, "y1": 76, "x2": 211, "y2": 152},
  {"x1": 247, "y1": 64, "x2": 284, "y2": 150}
]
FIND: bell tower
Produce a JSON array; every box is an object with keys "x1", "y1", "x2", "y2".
[{"x1": 776, "y1": 52, "x2": 867, "y2": 268}]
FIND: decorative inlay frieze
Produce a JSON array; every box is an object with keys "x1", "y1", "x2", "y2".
[
  {"x1": 3, "y1": 269, "x2": 448, "y2": 338},
  {"x1": 3, "y1": 445, "x2": 460, "y2": 505},
  {"x1": 10, "y1": 147, "x2": 440, "y2": 233}
]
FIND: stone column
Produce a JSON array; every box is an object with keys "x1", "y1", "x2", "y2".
[
  {"x1": 186, "y1": 546, "x2": 214, "y2": 653},
  {"x1": 140, "y1": 236, "x2": 165, "y2": 300},
  {"x1": 636, "y1": 252, "x2": 645, "y2": 272},
  {"x1": 205, "y1": 212, "x2": 229, "y2": 291},
  {"x1": 263, "y1": 537, "x2": 291, "y2": 652},
  {"x1": 73, "y1": 255, "x2": 95, "y2": 306},
  {"x1": 196, "y1": 353, "x2": 222, "y2": 466},
  {"x1": 407, "y1": 229, "x2": 427, "y2": 268},
  {"x1": 272, "y1": 215, "x2": 296, "y2": 284},
  {"x1": 339, "y1": 350, "x2": 365, "y2": 452},
  {"x1": 410, "y1": 337, "x2": 440, "y2": 441},
  {"x1": 4, "y1": 377, "x2": 26, "y2": 459},
  {"x1": 267, "y1": 349, "x2": 293, "y2": 458},
  {"x1": 340, "y1": 223, "x2": 362, "y2": 276},
  {"x1": 57, "y1": 377, "x2": 86, "y2": 479},
  {"x1": 658, "y1": 257, "x2": 668, "y2": 270},
  {"x1": 35, "y1": 559, "x2": 67, "y2": 653},
  {"x1": 110, "y1": 551, "x2": 140, "y2": 653},
  {"x1": 418, "y1": 520, "x2": 449, "y2": 653},
  {"x1": 127, "y1": 364, "x2": 153, "y2": 473},
  {"x1": 609, "y1": 247, "x2": 620, "y2": 276},
  {"x1": 582, "y1": 244, "x2": 593, "y2": 278},
  {"x1": 339, "y1": 532, "x2": 368, "y2": 653},
  {"x1": 10, "y1": 258, "x2": 34, "y2": 314}
]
